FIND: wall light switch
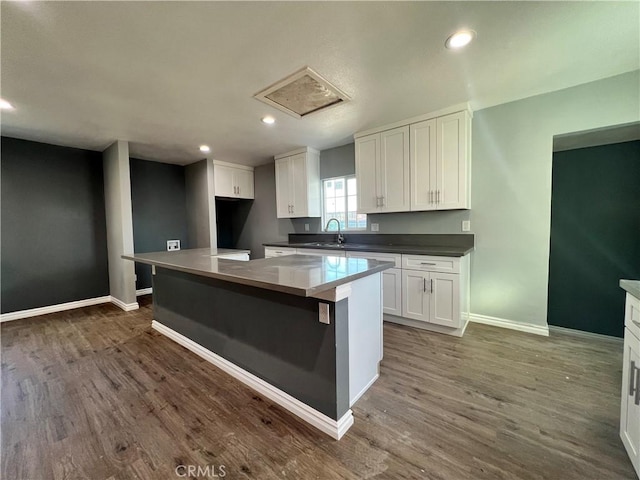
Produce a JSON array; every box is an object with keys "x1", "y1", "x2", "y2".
[
  {"x1": 371, "y1": 223, "x2": 379, "y2": 232},
  {"x1": 462, "y1": 220, "x2": 471, "y2": 232},
  {"x1": 304, "y1": 223, "x2": 310, "y2": 232},
  {"x1": 167, "y1": 240, "x2": 181, "y2": 251}
]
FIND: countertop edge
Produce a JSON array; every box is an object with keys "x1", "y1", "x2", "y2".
[
  {"x1": 262, "y1": 242, "x2": 474, "y2": 257},
  {"x1": 620, "y1": 279, "x2": 640, "y2": 299}
]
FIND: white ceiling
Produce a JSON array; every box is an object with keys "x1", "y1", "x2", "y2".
[{"x1": 1, "y1": 1, "x2": 638, "y2": 166}]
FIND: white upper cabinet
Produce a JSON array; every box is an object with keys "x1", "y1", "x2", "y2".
[
  {"x1": 274, "y1": 147, "x2": 321, "y2": 218},
  {"x1": 213, "y1": 161, "x2": 254, "y2": 199},
  {"x1": 355, "y1": 126, "x2": 410, "y2": 214},
  {"x1": 356, "y1": 104, "x2": 472, "y2": 214},
  {"x1": 411, "y1": 111, "x2": 470, "y2": 211}
]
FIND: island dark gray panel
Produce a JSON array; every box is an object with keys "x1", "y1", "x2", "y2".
[
  {"x1": 1, "y1": 137, "x2": 109, "y2": 313},
  {"x1": 153, "y1": 267, "x2": 349, "y2": 419},
  {"x1": 130, "y1": 158, "x2": 188, "y2": 289}
]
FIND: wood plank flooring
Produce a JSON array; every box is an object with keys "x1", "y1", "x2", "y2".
[{"x1": 2, "y1": 297, "x2": 635, "y2": 479}]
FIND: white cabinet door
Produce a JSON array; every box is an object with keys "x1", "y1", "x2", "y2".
[
  {"x1": 430, "y1": 272, "x2": 461, "y2": 328},
  {"x1": 290, "y1": 153, "x2": 308, "y2": 217},
  {"x1": 234, "y1": 169, "x2": 254, "y2": 199},
  {"x1": 621, "y1": 328, "x2": 640, "y2": 477},
  {"x1": 402, "y1": 269, "x2": 430, "y2": 322},
  {"x1": 355, "y1": 134, "x2": 380, "y2": 214},
  {"x1": 382, "y1": 267, "x2": 402, "y2": 316},
  {"x1": 436, "y1": 111, "x2": 468, "y2": 210},
  {"x1": 379, "y1": 126, "x2": 410, "y2": 213},
  {"x1": 275, "y1": 158, "x2": 292, "y2": 218},
  {"x1": 213, "y1": 164, "x2": 236, "y2": 198},
  {"x1": 410, "y1": 119, "x2": 437, "y2": 211}
]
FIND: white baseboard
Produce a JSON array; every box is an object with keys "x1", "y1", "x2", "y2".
[
  {"x1": 469, "y1": 313, "x2": 549, "y2": 337},
  {"x1": 384, "y1": 314, "x2": 468, "y2": 337},
  {"x1": 350, "y1": 373, "x2": 379, "y2": 407},
  {"x1": 1, "y1": 295, "x2": 112, "y2": 323},
  {"x1": 548, "y1": 325, "x2": 622, "y2": 342},
  {"x1": 136, "y1": 287, "x2": 152, "y2": 296},
  {"x1": 111, "y1": 297, "x2": 139, "y2": 312},
  {"x1": 152, "y1": 320, "x2": 354, "y2": 440}
]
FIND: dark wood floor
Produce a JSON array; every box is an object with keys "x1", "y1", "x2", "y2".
[{"x1": 2, "y1": 297, "x2": 635, "y2": 479}]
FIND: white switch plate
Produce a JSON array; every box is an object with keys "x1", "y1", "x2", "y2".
[
  {"x1": 167, "y1": 240, "x2": 181, "y2": 251},
  {"x1": 304, "y1": 223, "x2": 309, "y2": 232},
  {"x1": 371, "y1": 223, "x2": 379, "y2": 232},
  {"x1": 319, "y1": 303, "x2": 330, "y2": 324},
  {"x1": 462, "y1": 220, "x2": 471, "y2": 232}
]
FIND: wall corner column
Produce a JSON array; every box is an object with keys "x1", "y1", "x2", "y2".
[{"x1": 103, "y1": 140, "x2": 138, "y2": 310}]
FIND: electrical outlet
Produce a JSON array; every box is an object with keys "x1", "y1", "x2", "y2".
[
  {"x1": 318, "y1": 303, "x2": 330, "y2": 324},
  {"x1": 371, "y1": 223, "x2": 379, "y2": 232},
  {"x1": 304, "y1": 223, "x2": 309, "y2": 232},
  {"x1": 462, "y1": 220, "x2": 471, "y2": 232},
  {"x1": 167, "y1": 240, "x2": 181, "y2": 251}
]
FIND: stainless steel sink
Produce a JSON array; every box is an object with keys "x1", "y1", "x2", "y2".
[{"x1": 300, "y1": 242, "x2": 346, "y2": 248}]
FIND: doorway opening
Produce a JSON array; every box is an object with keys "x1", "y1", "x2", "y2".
[{"x1": 547, "y1": 123, "x2": 640, "y2": 338}]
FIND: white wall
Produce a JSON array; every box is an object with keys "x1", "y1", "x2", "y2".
[
  {"x1": 470, "y1": 70, "x2": 639, "y2": 326},
  {"x1": 103, "y1": 140, "x2": 137, "y2": 307}
]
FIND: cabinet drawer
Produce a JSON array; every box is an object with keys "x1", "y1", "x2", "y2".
[
  {"x1": 346, "y1": 251, "x2": 401, "y2": 268},
  {"x1": 402, "y1": 254, "x2": 459, "y2": 273},
  {"x1": 626, "y1": 293, "x2": 640, "y2": 341},
  {"x1": 264, "y1": 247, "x2": 296, "y2": 258}
]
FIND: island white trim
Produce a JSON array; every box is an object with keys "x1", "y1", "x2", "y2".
[{"x1": 152, "y1": 320, "x2": 354, "y2": 440}]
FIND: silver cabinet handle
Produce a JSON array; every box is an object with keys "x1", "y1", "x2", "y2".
[
  {"x1": 380, "y1": 196, "x2": 385, "y2": 206},
  {"x1": 431, "y1": 278, "x2": 434, "y2": 293},
  {"x1": 630, "y1": 361, "x2": 637, "y2": 397},
  {"x1": 420, "y1": 262, "x2": 436, "y2": 266},
  {"x1": 436, "y1": 190, "x2": 440, "y2": 204},
  {"x1": 423, "y1": 278, "x2": 426, "y2": 293},
  {"x1": 430, "y1": 191, "x2": 434, "y2": 204},
  {"x1": 237, "y1": 186, "x2": 240, "y2": 195},
  {"x1": 376, "y1": 196, "x2": 381, "y2": 207},
  {"x1": 636, "y1": 368, "x2": 640, "y2": 405}
]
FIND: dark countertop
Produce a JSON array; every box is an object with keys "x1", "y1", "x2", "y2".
[
  {"x1": 621, "y1": 279, "x2": 640, "y2": 299},
  {"x1": 263, "y1": 241, "x2": 473, "y2": 257},
  {"x1": 122, "y1": 248, "x2": 393, "y2": 297}
]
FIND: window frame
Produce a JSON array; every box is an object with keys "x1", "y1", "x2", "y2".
[{"x1": 321, "y1": 175, "x2": 367, "y2": 232}]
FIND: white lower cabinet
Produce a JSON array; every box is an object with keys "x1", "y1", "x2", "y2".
[
  {"x1": 621, "y1": 293, "x2": 640, "y2": 477},
  {"x1": 401, "y1": 269, "x2": 460, "y2": 327},
  {"x1": 264, "y1": 247, "x2": 296, "y2": 258},
  {"x1": 346, "y1": 251, "x2": 402, "y2": 316}
]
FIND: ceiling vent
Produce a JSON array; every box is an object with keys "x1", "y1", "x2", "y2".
[{"x1": 253, "y1": 66, "x2": 350, "y2": 119}]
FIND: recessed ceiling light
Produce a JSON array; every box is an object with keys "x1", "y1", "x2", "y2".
[
  {"x1": 261, "y1": 116, "x2": 275, "y2": 125},
  {"x1": 0, "y1": 98, "x2": 15, "y2": 110},
  {"x1": 445, "y1": 30, "x2": 476, "y2": 49},
  {"x1": 199, "y1": 145, "x2": 211, "y2": 153}
]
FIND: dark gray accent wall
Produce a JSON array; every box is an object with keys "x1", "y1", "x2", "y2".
[
  {"x1": 1, "y1": 137, "x2": 109, "y2": 313},
  {"x1": 236, "y1": 163, "x2": 294, "y2": 259},
  {"x1": 153, "y1": 267, "x2": 349, "y2": 419},
  {"x1": 130, "y1": 158, "x2": 188, "y2": 290},
  {"x1": 320, "y1": 143, "x2": 355, "y2": 179}
]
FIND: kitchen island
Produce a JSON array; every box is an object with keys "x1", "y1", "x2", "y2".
[{"x1": 122, "y1": 249, "x2": 393, "y2": 439}]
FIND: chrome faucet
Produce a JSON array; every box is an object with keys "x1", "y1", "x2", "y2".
[{"x1": 325, "y1": 218, "x2": 344, "y2": 244}]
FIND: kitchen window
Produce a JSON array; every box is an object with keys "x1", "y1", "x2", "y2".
[{"x1": 322, "y1": 176, "x2": 367, "y2": 231}]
